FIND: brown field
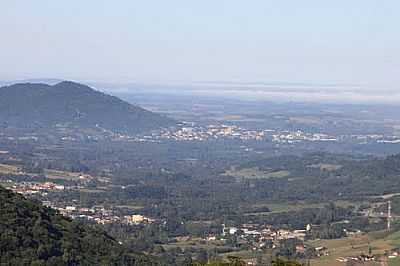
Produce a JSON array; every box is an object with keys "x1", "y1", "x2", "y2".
[
  {"x1": 0, "y1": 163, "x2": 20, "y2": 174},
  {"x1": 44, "y1": 169, "x2": 83, "y2": 180},
  {"x1": 309, "y1": 230, "x2": 400, "y2": 266}
]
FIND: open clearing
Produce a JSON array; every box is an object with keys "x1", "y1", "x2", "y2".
[
  {"x1": 308, "y1": 230, "x2": 400, "y2": 266},
  {"x1": 44, "y1": 169, "x2": 83, "y2": 180},
  {"x1": 248, "y1": 200, "x2": 357, "y2": 215},
  {"x1": 308, "y1": 163, "x2": 342, "y2": 171},
  {"x1": 0, "y1": 164, "x2": 20, "y2": 174},
  {"x1": 223, "y1": 167, "x2": 290, "y2": 179}
]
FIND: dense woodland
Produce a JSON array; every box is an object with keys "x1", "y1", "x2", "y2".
[
  {"x1": 1, "y1": 81, "x2": 399, "y2": 265},
  {"x1": 1, "y1": 139, "x2": 396, "y2": 264},
  {"x1": 0, "y1": 82, "x2": 175, "y2": 133},
  {"x1": 2, "y1": 138, "x2": 398, "y2": 231},
  {"x1": 0, "y1": 186, "x2": 161, "y2": 266},
  {"x1": 0, "y1": 185, "x2": 307, "y2": 265}
]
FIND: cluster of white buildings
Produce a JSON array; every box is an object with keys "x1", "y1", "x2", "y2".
[
  {"x1": 125, "y1": 214, "x2": 155, "y2": 225},
  {"x1": 8, "y1": 179, "x2": 155, "y2": 226},
  {"x1": 53, "y1": 205, "x2": 121, "y2": 225},
  {"x1": 153, "y1": 125, "x2": 271, "y2": 142},
  {"x1": 272, "y1": 131, "x2": 338, "y2": 144},
  {"x1": 10, "y1": 181, "x2": 65, "y2": 196},
  {"x1": 46, "y1": 203, "x2": 155, "y2": 226},
  {"x1": 78, "y1": 121, "x2": 400, "y2": 146},
  {"x1": 221, "y1": 223, "x2": 311, "y2": 242}
]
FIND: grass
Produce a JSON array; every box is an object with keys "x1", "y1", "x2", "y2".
[
  {"x1": 308, "y1": 163, "x2": 342, "y2": 171},
  {"x1": 115, "y1": 205, "x2": 144, "y2": 210},
  {"x1": 289, "y1": 116, "x2": 324, "y2": 125},
  {"x1": 0, "y1": 163, "x2": 20, "y2": 174},
  {"x1": 266, "y1": 202, "x2": 324, "y2": 213},
  {"x1": 223, "y1": 167, "x2": 290, "y2": 180},
  {"x1": 0, "y1": 181, "x2": 14, "y2": 188},
  {"x1": 162, "y1": 238, "x2": 226, "y2": 252},
  {"x1": 162, "y1": 224, "x2": 400, "y2": 266},
  {"x1": 44, "y1": 169, "x2": 83, "y2": 180},
  {"x1": 220, "y1": 250, "x2": 257, "y2": 260},
  {"x1": 78, "y1": 188, "x2": 106, "y2": 193},
  {"x1": 0, "y1": 163, "x2": 86, "y2": 181},
  {"x1": 389, "y1": 256, "x2": 400, "y2": 266},
  {"x1": 249, "y1": 200, "x2": 357, "y2": 215},
  {"x1": 386, "y1": 230, "x2": 400, "y2": 247},
  {"x1": 308, "y1": 229, "x2": 400, "y2": 266}
]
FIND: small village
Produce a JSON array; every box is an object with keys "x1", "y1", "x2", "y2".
[
  {"x1": 4, "y1": 176, "x2": 400, "y2": 265},
  {"x1": 113, "y1": 124, "x2": 400, "y2": 148}
]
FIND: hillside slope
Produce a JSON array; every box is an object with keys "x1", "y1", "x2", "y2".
[
  {"x1": 0, "y1": 186, "x2": 161, "y2": 265},
  {"x1": 0, "y1": 81, "x2": 175, "y2": 133}
]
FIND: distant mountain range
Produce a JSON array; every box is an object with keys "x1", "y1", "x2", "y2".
[{"x1": 0, "y1": 81, "x2": 175, "y2": 133}]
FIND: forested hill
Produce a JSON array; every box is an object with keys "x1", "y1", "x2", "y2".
[
  {"x1": 0, "y1": 81, "x2": 175, "y2": 133},
  {"x1": 0, "y1": 186, "x2": 161, "y2": 266}
]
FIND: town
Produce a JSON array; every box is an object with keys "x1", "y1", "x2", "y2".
[{"x1": 4, "y1": 175, "x2": 400, "y2": 265}]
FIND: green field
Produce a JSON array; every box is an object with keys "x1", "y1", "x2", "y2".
[
  {"x1": 309, "y1": 230, "x2": 400, "y2": 266},
  {"x1": 44, "y1": 169, "x2": 84, "y2": 180},
  {"x1": 0, "y1": 181, "x2": 14, "y2": 188},
  {"x1": 389, "y1": 256, "x2": 400, "y2": 266},
  {"x1": 386, "y1": 230, "x2": 400, "y2": 246},
  {"x1": 115, "y1": 204, "x2": 144, "y2": 210},
  {"x1": 162, "y1": 238, "x2": 227, "y2": 253},
  {"x1": 223, "y1": 167, "x2": 290, "y2": 179},
  {"x1": 78, "y1": 188, "x2": 106, "y2": 193},
  {"x1": 248, "y1": 200, "x2": 357, "y2": 215},
  {"x1": 308, "y1": 163, "x2": 342, "y2": 171}
]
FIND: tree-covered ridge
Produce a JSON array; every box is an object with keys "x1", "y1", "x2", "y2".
[
  {"x1": 0, "y1": 81, "x2": 175, "y2": 133},
  {"x1": 0, "y1": 186, "x2": 161, "y2": 266}
]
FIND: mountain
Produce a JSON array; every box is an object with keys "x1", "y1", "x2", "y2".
[
  {"x1": 0, "y1": 78, "x2": 63, "y2": 86},
  {"x1": 0, "y1": 81, "x2": 175, "y2": 133},
  {"x1": 0, "y1": 186, "x2": 162, "y2": 265}
]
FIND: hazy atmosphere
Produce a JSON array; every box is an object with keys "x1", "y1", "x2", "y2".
[
  {"x1": 3, "y1": 2, "x2": 400, "y2": 266},
  {"x1": 1, "y1": 0, "x2": 400, "y2": 103}
]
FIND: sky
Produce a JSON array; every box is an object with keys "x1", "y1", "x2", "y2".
[{"x1": 1, "y1": 1, "x2": 399, "y2": 92}]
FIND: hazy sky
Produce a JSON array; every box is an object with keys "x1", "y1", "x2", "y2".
[{"x1": 1, "y1": 1, "x2": 399, "y2": 89}]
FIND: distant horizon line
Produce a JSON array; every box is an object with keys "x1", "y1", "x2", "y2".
[
  {"x1": 1, "y1": 77, "x2": 399, "y2": 105},
  {"x1": 0, "y1": 76, "x2": 382, "y2": 89}
]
